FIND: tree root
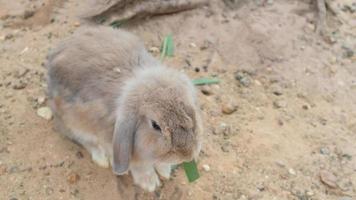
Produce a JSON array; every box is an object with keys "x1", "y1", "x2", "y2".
[{"x1": 81, "y1": 0, "x2": 209, "y2": 24}]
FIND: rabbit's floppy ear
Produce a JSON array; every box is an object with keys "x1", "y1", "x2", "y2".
[{"x1": 113, "y1": 112, "x2": 137, "y2": 175}]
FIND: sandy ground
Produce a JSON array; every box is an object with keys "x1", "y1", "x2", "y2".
[{"x1": 0, "y1": 0, "x2": 356, "y2": 199}]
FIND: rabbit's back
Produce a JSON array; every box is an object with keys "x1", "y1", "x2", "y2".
[{"x1": 46, "y1": 26, "x2": 157, "y2": 105}]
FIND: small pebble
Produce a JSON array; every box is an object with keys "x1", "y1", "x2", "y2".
[
  {"x1": 37, "y1": 107, "x2": 53, "y2": 120},
  {"x1": 221, "y1": 103, "x2": 237, "y2": 114},
  {"x1": 67, "y1": 172, "x2": 80, "y2": 184},
  {"x1": 149, "y1": 47, "x2": 160, "y2": 53},
  {"x1": 74, "y1": 22, "x2": 81, "y2": 27},
  {"x1": 235, "y1": 71, "x2": 251, "y2": 87},
  {"x1": 76, "y1": 151, "x2": 84, "y2": 159},
  {"x1": 319, "y1": 170, "x2": 338, "y2": 188},
  {"x1": 202, "y1": 164, "x2": 210, "y2": 172},
  {"x1": 275, "y1": 161, "x2": 285, "y2": 168},
  {"x1": 200, "y1": 85, "x2": 213, "y2": 96},
  {"x1": 189, "y1": 43, "x2": 197, "y2": 48},
  {"x1": 37, "y1": 96, "x2": 46, "y2": 105},
  {"x1": 16, "y1": 68, "x2": 29, "y2": 78},
  {"x1": 306, "y1": 190, "x2": 314, "y2": 196},
  {"x1": 273, "y1": 100, "x2": 287, "y2": 109},
  {"x1": 271, "y1": 84, "x2": 283, "y2": 96},
  {"x1": 221, "y1": 143, "x2": 231, "y2": 152},
  {"x1": 288, "y1": 168, "x2": 296, "y2": 175},
  {"x1": 320, "y1": 147, "x2": 330, "y2": 155},
  {"x1": 23, "y1": 10, "x2": 35, "y2": 19},
  {"x1": 12, "y1": 80, "x2": 27, "y2": 90}
]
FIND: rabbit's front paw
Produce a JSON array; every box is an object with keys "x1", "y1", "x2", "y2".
[
  {"x1": 131, "y1": 166, "x2": 160, "y2": 192},
  {"x1": 155, "y1": 163, "x2": 171, "y2": 179},
  {"x1": 90, "y1": 147, "x2": 110, "y2": 168}
]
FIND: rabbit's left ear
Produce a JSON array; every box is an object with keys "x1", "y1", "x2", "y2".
[{"x1": 112, "y1": 112, "x2": 137, "y2": 175}]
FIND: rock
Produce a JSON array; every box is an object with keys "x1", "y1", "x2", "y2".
[
  {"x1": 221, "y1": 143, "x2": 231, "y2": 152},
  {"x1": 200, "y1": 85, "x2": 213, "y2": 96},
  {"x1": 149, "y1": 46, "x2": 160, "y2": 53},
  {"x1": 288, "y1": 168, "x2": 296, "y2": 175},
  {"x1": 37, "y1": 96, "x2": 46, "y2": 105},
  {"x1": 189, "y1": 43, "x2": 197, "y2": 48},
  {"x1": 200, "y1": 40, "x2": 211, "y2": 50},
  {"x1": 37, "y1": 107, "x2": 53, "y2": 120},
  {"x1": 16, "y1": 68, "x2": 29, "y2": 78},
  {"x1": 67, "y1": 172, "x2": 80, "y2": 184},
  {"x1": 273, "y1": 100, "x2": 287, "y2": 109},
  {"x1": 12, "y1": 80, "x2": 27, "y2": 90},
  {"x1": 202, "y1": 164, "x2": 210, "y2": 172},
  {"x1": 213, "y1": 123, "x2": 232, "y2": 137},
  {"x1": 271, "y1": 84, "x2": 283, "y2": 96},
  {"x1": 113, "y1": 67, "x2": 121, "y2": 73},
  {"x1": 23, "y1": 10, "x2": 35, "y2": 19},
  {"x1": 275, "y1": 161, "x2": 285, "y2": 168},
  {"x1": 306, "y1": 190, "x2": 314, "y2": 196},
  {"x1": 74, "y1": 22, "x2": 81, "y2": 27},
  {"x1": 76, "y1": 151, "x2": 84, "y2": 159},
  {"x1": 235, "y1": 71, "x2": 251, "y2": 87},
  {"x1": 5, "y1": 33, "x2": 14, "y2": 40},
  {"x1": 320, "y1": 170, "x2": 338, "y2": 188},
  {"x1": 320, "y1": 147, "x2": 330, "y2": 155},
  {"x1": 342, "y1": 46, "x2": 354, "y2": 58},
  {"x1": 221, "y1": 103, "x2": 237, "y2": 114}
]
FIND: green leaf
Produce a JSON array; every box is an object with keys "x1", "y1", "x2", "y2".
[
  {"x1": 110, "y1": 20, "x2": 126, "y2": 29},
  {"x1": 160, "y1": 35, "x2": 174, "y2": 60},
  {"x1": 183, "y1": 160, "x2": 200, "y2": 182},
  {"x1": 192, "y1": 78, "x2": 220, "y2": 85}
]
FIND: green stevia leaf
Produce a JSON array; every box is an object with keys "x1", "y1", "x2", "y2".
[
  {"x1": 192, "y1": 78, "x2": 220, "y2": 85},
  {"x1": 160, "y1": 34, "x2": 174, "y2": 60},
  {"x1": 183, "y1": 160, "x2": 200, "y2": 183}
]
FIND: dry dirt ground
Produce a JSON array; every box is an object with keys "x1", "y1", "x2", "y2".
[{"x1": 1, "y1": 0, "x2": 356, "y2": 200}]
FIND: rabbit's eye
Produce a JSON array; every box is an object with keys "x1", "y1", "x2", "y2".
[{"x1": 151, "y1": 120, "x2": 161, "y2": 132}]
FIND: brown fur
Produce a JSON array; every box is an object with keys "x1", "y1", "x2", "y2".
[{"x1": 46, "y1": 26, "x2": 202, "y2": 192}]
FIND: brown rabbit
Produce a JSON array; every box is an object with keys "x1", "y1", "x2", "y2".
[{"x1": 46, "y1": 26, "x2": 203, "y2": 191}]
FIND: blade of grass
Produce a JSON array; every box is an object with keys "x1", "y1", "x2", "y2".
[
  {"x1": 110, "y1": 20, "x2": 126, "y2": 29},
  {"x1": 160, "y1": 35, "x2": 174, "y2": 61},
  {"x1": 183, "y1": 160, "x2": 200, "y2": 182},
  {"x1": 192, "y1": 78, "x2": 220, "y2": 85}
]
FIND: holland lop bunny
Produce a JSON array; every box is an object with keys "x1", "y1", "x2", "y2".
[{"x1": 46, "y1": 26, "x2": 202, "y2": 192}]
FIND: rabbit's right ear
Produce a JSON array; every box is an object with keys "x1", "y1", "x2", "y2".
[{"x1": 112, "y1": 112, "x2": 137, "y2": 175}]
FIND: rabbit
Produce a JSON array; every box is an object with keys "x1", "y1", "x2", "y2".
[{"x1": 45, "y1": 26, "x2": 203, "y2": 192}]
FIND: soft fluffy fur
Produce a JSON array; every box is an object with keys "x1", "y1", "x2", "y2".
[{"x1": 46, "y1": 26, "x2": 202, "y2": 192}]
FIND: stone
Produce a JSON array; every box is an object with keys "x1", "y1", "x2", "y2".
[
  {"x1": 273, "y1": 100, "x2": 287, "y2": 109},
  {"x1": 202, "y1": 164, "x2": 210, "y2": 172},
  {"x1": 23, "y1": 10, "x2": 35, "y2": 19},
  {"x1": 271, "y1": 84, "x2": 283, "y2": 96},
  {"x1": 221, "y1": 103, "x2": 237, "y2": 114},
  {"x1": 319, "y1": 170, "x2": 338, "y2": 188},
  {"x1": 16, "y1": 68, "x2": 29, "y2": 78},
  {"x1": 200, "y1": 85, "x2": 213, "y2": 96},
  {"x1": 149, "y1": 46, "x2": 160, "y2": 53},
  {"x1": 12, "y1": 80, "x2": 27, "y2": 90},
  {"x1": 320, "y1": 147, "x2": 330, "y2": 155},
  {"x1": 235, "y1": 71, "x2": 251, "y2": 87},
  {"x1": 67, "y1": 172, "x2": 80, "y2": 184},
  {"x1": 288, "y1": 168, "x2": 296, "y2": 175},
  {"x1": 37, "y1": 96, "x2": 46, "y2": 105},
  {"x1": 37, "y1": 107, "x2": 53, "y2": 120}
]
